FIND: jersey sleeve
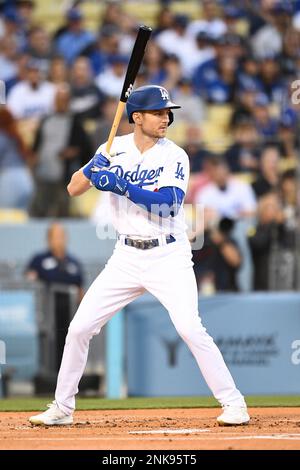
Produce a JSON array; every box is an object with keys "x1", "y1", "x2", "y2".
[{"x1": 157, "y1": 148, "x2": 189, "y2": 194}]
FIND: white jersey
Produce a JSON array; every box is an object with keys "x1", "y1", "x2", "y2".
[
  {"x1": 7, "y1": 81, "x2": 56, "y2": 119},
  {"x1": 95, "y1": 133, "x2": 189, "y2": 237}
]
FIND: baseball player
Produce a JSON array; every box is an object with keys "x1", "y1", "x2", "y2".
[{"x1": 29, "y1": 85, "x2": 250, "y2": 426}]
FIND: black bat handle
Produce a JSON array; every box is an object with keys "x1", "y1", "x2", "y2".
[{"x1": 120, "y1": 25, "x2": 152, "y2": 103}]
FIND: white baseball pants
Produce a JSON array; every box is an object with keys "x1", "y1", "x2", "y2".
[{"x1": 55, "y1": 239, "x2": 246, "y2": 414}]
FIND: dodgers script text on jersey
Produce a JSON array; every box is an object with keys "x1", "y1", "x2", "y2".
[{"x1": 96, "y1": 133, "x2": 189, "y2": 237}]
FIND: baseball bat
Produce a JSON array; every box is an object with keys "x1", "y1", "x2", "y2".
[{"x1": 105, "y1": 25, "x2": 152, "y2": 154}]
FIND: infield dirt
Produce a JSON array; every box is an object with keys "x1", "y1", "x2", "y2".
[{"x1": 1, "y1": 407, "x2": 300, "y2": 450}]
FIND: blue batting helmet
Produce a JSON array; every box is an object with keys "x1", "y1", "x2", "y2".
[{"x1": 126, "y1": 85, "x2": 181, "y2": 126}]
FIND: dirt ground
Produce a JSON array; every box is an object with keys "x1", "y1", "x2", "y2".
[{"x1": 0, "y1": 408, "x2": 300, "y2": 450}]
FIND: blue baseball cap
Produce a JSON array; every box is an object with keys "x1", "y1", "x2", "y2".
[
  {"x1": 108, "y1": 54, "x2": 128, "y2": 65},
  {"x1": 66, "y1": 8, "x2": 82, "y2": 22},
  {"x1": 3, "y1": 7, "x2": 22, "y2": 24},
  {"x1": 224, "y1": 6, "x2": 244, "y2": 19},
  {"x1": 217, "y1": 33, "x2": 244, "y2": 47},
  {"x1": 271, "y1": 2, "x2": 293, "y2": 15},
  {"x1": 174, "y1": 14, "x2": 189, "y2": 29}
]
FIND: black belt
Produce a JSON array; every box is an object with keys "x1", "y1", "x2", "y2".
[{"x1": 123, "y1": 235, "x2": 176, "y2": 250}]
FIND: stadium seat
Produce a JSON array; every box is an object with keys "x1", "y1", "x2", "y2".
[
  {"x1": 201, "y1": 121, "x2": 232, "y2": 153},
  {"x1": 0, "y1": 209, "x2": 28, "y2": 223},
  {"x1": 69, "y1": 188, "x2": 101, "y2": 218},
  {"x1": 207, "y1": 104, "x2": 233, "y2": 129},
  {"x1": 233, "y1": 173, "x2": 256, "y2": 185}
]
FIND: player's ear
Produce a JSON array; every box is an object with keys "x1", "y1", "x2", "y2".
[{"x1": 132, "y1": 112, "x2": 142, "y2": 125}]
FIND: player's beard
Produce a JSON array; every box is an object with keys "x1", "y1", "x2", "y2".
[{"x1": 142, "y1": 125, "x2": 167, "y2": 139}]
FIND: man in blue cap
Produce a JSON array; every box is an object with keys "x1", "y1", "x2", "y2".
[{"x1": 55, "y1": 8, "x2": 95, "y2": 65}]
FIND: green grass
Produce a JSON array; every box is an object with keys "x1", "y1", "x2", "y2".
[{"x1": 0, "y1": 396, "x2": 299, "y2": 412}]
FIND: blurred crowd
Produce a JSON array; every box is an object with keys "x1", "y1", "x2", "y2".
[{"x1": 0, "y1": 0, "x2": 299, "y2": 292}]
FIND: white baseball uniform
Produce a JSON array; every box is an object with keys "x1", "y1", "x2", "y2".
[{"x1": 55, "y1": 133, "x2": 246, "y2": 414}]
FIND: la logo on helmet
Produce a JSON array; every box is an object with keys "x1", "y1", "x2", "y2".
[{"x1": 159, "y1": 88, "x2": 169, "y2": 100}]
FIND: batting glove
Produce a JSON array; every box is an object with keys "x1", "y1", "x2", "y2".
[
  {"x1": 82, "y1": 152, "x2": 111, "y2": 180},
  {"x1": 92, "y1": 151, "x2": 111, "y2": 170},
  {"x1": 91, "y1": 169, "x2": 129, "y2": 196}
]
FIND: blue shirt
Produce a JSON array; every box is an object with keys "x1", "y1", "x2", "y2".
[
  {"x1": 27, "y1": 250, "x2": 83, "y2": 287},
  {"x1": 0, "y1": 131, "x2": 25, "y2": 169},
  {"x1": 55, "y1": 30, "x2": 95, "y2": 65}
]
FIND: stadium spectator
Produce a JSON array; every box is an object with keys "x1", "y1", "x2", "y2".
[
  {"x1": 184, "y1": 126, "x2": 212, "y2": 175},
  {"x1": 101, "y1": 0, "x2": 123, "y2": 27},
  {"x1": 15, "y1": 0, "x2": 35, "y2": 34},
  {"x1": 30, "y1": 83, "x2": 92, "y2": 217},
  {"x1": 186, "y1": 0, "x2": 227, "y2": 40},
  {"x1": 25, "y1": 26, "x2": 54, "y2": 74},
  {"x1": 90, "y1": 96, "x2": 118, "y2": 153},
  {"x1": 192, "y1": 216, "x2": 242, "y2": 294},
  {"x1": 161, "y1": 54, "x2": 182, "y2": 92},
  {"x1": 279, "y1": 28, "x2": 300, "y2": 78},
  {"x1": 183, "y1": 127, "x2": 215, "y2": 204},
  {"x1": 48, "y1": 56, "x2": 69, "y2": 85},
  {"x1": 252, "y1": 93, "x2": 278, "y2": 139},
  {"x1": 55, "y1": 8, "x2": 95, "y2": 65},
  {"x1": 223, "y1": 5, "x2": 244, "y2": 35},
  {"x1": 251, "y1": 2, "x2": 293, "y2": 59},
  {"x1": 278, "y1": 108, "x2": 299, "y2": 171},
  {"x1": 0, "y1": 6, "x2": 27, "y2": 51},
  {"x1": 82, "y1": 24, "x2": 120, "y2": 76},
  {"x1": 25, "y1": 221, "x2": 84, "y2": 300},
  {"x1": 194, "y1": 155, "x2": 256, "y2": 293},
  {"x1": 95, "y1": 53, "x2": 127, "y2": 98},
  {"x1": 0, "y1": 35, "x2": 19, "y2": 83},
  {"x1": 152, "y1": 6, "x2": 174, "y2": 37},
  {"x1": 237, "y1": 55, "x2": 262, "y2": 102},
  {"x1": 224, "y1": 117, "x2": 261, "y2": 174},
  {"x1": 70, "y1": 56, "x2": 104, "y2": 121},
  {"x1": 0, "y1": 106, "x2": 34, "y2": 211},
  {"x1": 155, "y1": 13, "x2": 197, "y2": 78},
  {"x1": 205, "y1": 53, "x2": 239, "y2": 104},
  {"x1": 143, "y1": 42, "x2": 166, "y2": 85},
  {"x1": 192, "y1": 33, "x2": 244, "y2": 99},
  {"x1": 245, "y1": 0, "x2": 272, "y2": 38},
  {"x1": 173, "y1": 78, "x2": 206, "y2": 123},
  {"x1": 101, "y1": 0, "x2": 136, "y2": 36},
  {"x1": 257, "y1": 54, "x2": 285, "y2": 105},
  {"x1": 252, "y1": 143, "x2": 281, "y2": 198},
  {"x1": 4, "y1": 52, "x2": 29, "y2": 94},
  {"x1": 189, "y1": 30, "x2": 216, "y2": 76},
  {"x1": 25, "y1": 220, "x2": 85, "y2": 371},
  {"x1": 248, "y1": 191, "x2": 296, "y2": 290},
  {"x1": 7, "y1": 57, "x2": 56, "y2": 120},
  {"x1": 195, "y1": 155, "x2": 257, "y2": 222}
]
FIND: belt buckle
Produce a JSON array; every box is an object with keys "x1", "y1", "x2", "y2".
[
  {"x1": 125, "y1": 237, "x2": 160, "y2": 250},
  {"x1": 132, "y1": 239, "x2": 144, "y2": 250},
  {"x1": 135, "y1": 239, "x2": 144, "y2": 249}
]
